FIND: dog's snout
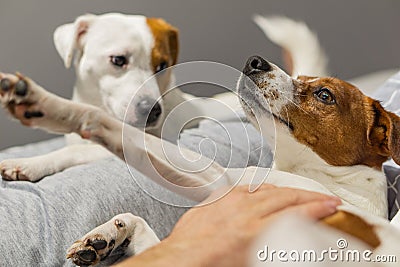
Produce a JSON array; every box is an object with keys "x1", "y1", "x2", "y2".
[
  {"x1": 136, "y1": 98, "x2": 162, "y2": 125},
  {"x1": 243, "y1": 55, "x2": 272, "y2": 75},
  {"x1": 137, "y1": 99, "x2": 153, "y2": 115}
]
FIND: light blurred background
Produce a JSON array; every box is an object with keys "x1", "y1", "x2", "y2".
[{"x1": 0, "y1": 0, "x2": 399, "y2": 149}]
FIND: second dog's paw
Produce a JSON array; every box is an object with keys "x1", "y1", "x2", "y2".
[
  {"x1": 66, "y1": 235, "x2": 125, "y2": 266},
  {"x1": 0, "y1": 158, "x2": 50, "y2": 182},
  {"x1": 67, "y1": 217, "x2": 133, "y2": 266},
  {"x1": 0, "y1": 72, "x2": 47, "y2": 127}
]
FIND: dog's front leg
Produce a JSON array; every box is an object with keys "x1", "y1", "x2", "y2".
[
  {"x1": 0, "y1": 73, "x2": 228, "y2": 201},
  {"x1": 0, "y1": 144, "x2": 112, "y2": 181},
  {"x1": 66, "y1": 213, "x2": 159, "y2": 266},
  {"x1": 0, "y1": 73, "x2": 101, "y2": 134}
]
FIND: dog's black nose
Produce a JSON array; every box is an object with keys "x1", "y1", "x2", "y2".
[
  {"x1": 243, "y1": 55, "x2": 272, "y2": 75},
  {"x1": 137, "y1": 99, "x2": 162, "y2": 125},
  {"x1": 147, "y1": 102, "x2": 162, "y2": 124}
]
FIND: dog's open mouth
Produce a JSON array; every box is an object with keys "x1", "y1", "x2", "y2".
[{"x1": 271, "y1": 112, "x2": 294, "y2": 131}]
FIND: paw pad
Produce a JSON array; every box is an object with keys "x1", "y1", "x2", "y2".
[
  {"x1": 76, "y1": 249, "x2": 97, "y2": 263},
  {"x1": 90, "y1": 239, "x2": 108, "y2": 250},
  {"x1": 0, "y1": 78, "x2": 11, "y2": 91},
  {"x1": 15, "y1": 80, "x2": 28, "y2": 96},
  {"x1": 23, "y1": 111, "x2": 44, "y2": 119}
]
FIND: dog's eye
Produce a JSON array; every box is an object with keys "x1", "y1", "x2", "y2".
[
  {"x1": 155, "y1": 61, "x2": 168, "y2": 73},
  {"x1": 110, "y1": 56, "x2": 128, "y2": 68},
  {"x1": 314, "y1": 88, "x2": 335, "y2": 104}
]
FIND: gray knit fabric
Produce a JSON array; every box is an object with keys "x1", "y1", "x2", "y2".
[
  {"x1": 179, "y1": 117, "x2": 273, "y2": 168},
  {"x1": 0, "y1": 138, "x2": 188, "y2": 266}
]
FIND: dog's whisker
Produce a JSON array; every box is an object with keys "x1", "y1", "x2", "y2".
[{"x1": 277, "y1": 91, "x2": 311, "y2": 116}]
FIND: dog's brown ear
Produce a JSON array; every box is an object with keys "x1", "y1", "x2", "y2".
[
  {"x1": 167, "y1": 26, "x2": 179, "y2": 65},
  {"x1": 388, "y1": 112, "x2": 400, "y2": 164},
  {"x1": 53, "y1": 14, "x2": 96, "y2": 69},
  {"x1": 147, "y1": 18, "x2": 179, "y2": 68},
  {"x1": 367, "y1": 100, "x2": 400, "y2": 165}
]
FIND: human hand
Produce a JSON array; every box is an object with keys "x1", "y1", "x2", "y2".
[
  {"x1": 114, "y1": 184, "x2": 341, "y2": 267},
  {"x1": 165, "y1": 184, "x2": 341, "y2": 267}
]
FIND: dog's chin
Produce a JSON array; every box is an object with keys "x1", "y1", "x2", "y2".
[
  {"x1": 238, "y1": 80, "x2": 262, "y2": 111},
  {"x1": 238, "y1": 80, "x2": 270, "y2": 119},
  {"x1": 238, "y1": 86, "x2": 294, "y2": 132}
]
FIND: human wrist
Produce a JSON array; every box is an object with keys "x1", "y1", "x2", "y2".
[
  {"x1": 113, "y1": 235, "x2": 216, "y2": 267},
  {"x1": 161, "y1": 235, "x2": 217, "y2": 266}
]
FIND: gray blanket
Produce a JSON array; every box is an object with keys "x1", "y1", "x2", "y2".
[{"x1": 0, "y1": 139, "x2": 188, "y2": 266}]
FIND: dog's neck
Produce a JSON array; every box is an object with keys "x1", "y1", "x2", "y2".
[{"x1": 273, "y1": 126, "x2": 388, "y2": 218}]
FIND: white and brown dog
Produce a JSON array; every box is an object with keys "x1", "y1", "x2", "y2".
[
  {"x1": 0, "y1": 53, "x2": 399, "y2": 265},
  {"x1": 0, "y1": 13, "x2": 180, "y2": 181},
  {"x1": 0, "y1": 13, "x2": 232, "y2": 182}
]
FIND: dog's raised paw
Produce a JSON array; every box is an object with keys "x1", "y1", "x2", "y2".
[{"x1": 0, "y1": 72, "x2": 47, "y2": 126}]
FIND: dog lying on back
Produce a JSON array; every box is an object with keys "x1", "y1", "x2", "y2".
[
  {"x1": 239, "y1": 55, "x2": 399, "y2": 218},
  {"x1": 0, "y1": 55, "x2": 399, "y2": 265}
]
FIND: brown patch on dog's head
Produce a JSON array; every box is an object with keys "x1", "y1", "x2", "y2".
[
  {"x1": 146, "y1": 18, "x2": 179, "y2": 70},
  {"x1": 282, "y1": 75, "x2": 400, "y2": 168},
  {"x1": 146, "y1": 18, "x2": 179, "y2": 93}
]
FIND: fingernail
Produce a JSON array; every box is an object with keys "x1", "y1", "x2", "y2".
[
  {"x1": 324, "y1": 200, "x2": 340, "y2": 212},
  {"x1": 328, "y1": 196, "x2": 342, "y2": 204}
]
